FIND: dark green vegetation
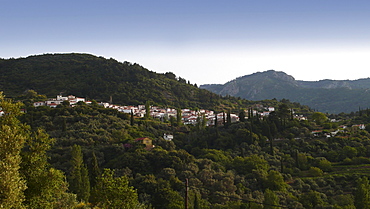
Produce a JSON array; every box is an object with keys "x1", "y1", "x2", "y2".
[
  {"x1": 3, "y1": 89, "x2": 370, "y2": 208},
  {"x1": 200, "y1": 70, "x2": 370, "y2": 114},
  {"x1": 2, "y1": 54, "x2": 370, "y2": 208},
  {"x1": 1, "y1": 53, "x2": 246, "y2": 110}
]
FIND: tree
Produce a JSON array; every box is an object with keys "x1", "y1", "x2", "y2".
[
  {"x1": 145, "y1": 101, "x2": 151, "y2": 119},
  {"x1": 317, "y1": 158, "x2": 332, "y2": 172},
  {"x1": 80, "y1": 164, "x2": 90, "y2": 202},
  {"x1": 311, "y1": 112, "x2": 328, "y2": 126},
  {"x1": 262, "y1": 121, "x2": 273, "y2": 155},
  {"x1": 276, "y1": 104, "x2": 291, "y2": 130},
  {"x1": 21, "y1": 128, "x2": 76, "y2": 208},
  {"x1": 226, "y1": 109, "x2": 231, "y2": 127},
  {"x1": 91, "y1": 169, "x2": 144, "y2": 208},
  {"x1": 68, "y1": 144, "x2": 90, "y2": 202},
  {"x1": 201, "y1": 114, "x2": 207, "y2": 130},
  {"x1": 130, "y1": 109, "x2": 135, "y2": 126},
  {"x1": 232, "y1": 155, "x2": 269, "y2": 175},
  {"x1": 355, "y1": 177, "x2": 370, "y2": 209},
  {"x1": 214, "y1": 112, "x2": 218, "y2": 127},
  {"x1": 239, "y1": 110, "x2": 246, "y2": 122},
  {"x1": 265, "y1": 170, "x2": 287, "y2": 191},
  {"x1": 61, "y1": 100, "x2": 70, "y2": 107},
  {"x1": 307, "y1": 167, "x2": 323, "y2": 177},
  {"x1": 263, "y1": 189, "x2": 279, "y2": 209},
  {"x1": 341, "y1": 146, "x2": 358, "y2": 160},
  {"x1": 25, "y1": 89, "x2": 38, "y2": 99},
  {"x1": 299, "y1": 190, "x2": 326, "y2": 209},
  {"x1": 0, "y1": 93, "x2": 27, "y2": 208},
  {"x1": 152, "y1": 179, "x2": 184, "y2": 209},
  {"x1": 89, "y1": 151, "x2": 101, "y2": 188},
  {"x1": 176, "y1": 108, "x2": 182, "y2": 126},
  {"x1": 193, "y1": 192, "x2": 201, "y2": 209}
]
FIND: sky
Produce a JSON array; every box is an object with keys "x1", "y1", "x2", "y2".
[{"x1": 1, "y1": 0, "x2": 370, "y2": 85}]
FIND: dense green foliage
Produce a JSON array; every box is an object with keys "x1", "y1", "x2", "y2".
[
  {"x1": 0, "y1": 93, "x2": 76, "y2": 208},
  {"x1": 0, "y1": 94, "x2": 27, "y2": 208},
  {"x1": 2, "y1": 54, "x2": 370, "y2": 208},
  {"x1": 1, "y1": 91, "x2": 366, "y2": 208},
  {"x1": 1, "y1": 53, "x2": 255, "y2": 111}
]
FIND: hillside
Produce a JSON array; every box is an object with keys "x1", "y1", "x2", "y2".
[
  {"x1": 200, "y1": 70, "x2": 370, "y2": 113},
  {"x1": 0, "y1": 53, "x2": 230, "y2": 110},
  {"x1": 12, "y1": 92, "x2": 370, "y2": 208},
  {"x1": 2, "y1": 63, "x2": 370, "y2": 208}
]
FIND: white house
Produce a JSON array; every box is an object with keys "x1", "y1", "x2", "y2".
[
  {"x1": 34, "y1": 94, "x2": 86, "y2": 108},
  {"x1": 353, "y1": 124, "x2": 366, "y2": 130},
  {"x1": 164, "y1": 134, "x2": 173, "y2": 141}
]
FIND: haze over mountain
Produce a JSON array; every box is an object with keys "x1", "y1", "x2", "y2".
[{"x1": 200, "y1": 70, "x2": 370, "y2": 114}]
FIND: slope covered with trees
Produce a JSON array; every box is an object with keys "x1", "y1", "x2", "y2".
[
  {"x1": 0, "y1": 53, "x2": 229, "y2": 110},
  {"x1": 1, "y1": 90, "x2": 369, "y2": 208},
  {"x1": 3, "y1": 54, "x2": 370, "y2": 208}
]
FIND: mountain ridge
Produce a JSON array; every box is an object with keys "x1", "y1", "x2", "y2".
[{"x1": 200, "y1": 70, "x2": 370, "y2": 113}]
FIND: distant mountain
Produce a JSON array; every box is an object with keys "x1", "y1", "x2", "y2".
[
  {"x1": 0, "y1": 53, "x2": 227, "y2": 110},
  {"x1": 200, "y1": 70, "x2": 370, "y2": 113}
]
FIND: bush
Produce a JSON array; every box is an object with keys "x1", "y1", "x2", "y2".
[
  {"x1": 350, "y1": 157, "x2": 370, "y2": 165},
  {"x1": 307, "y1": 167, "x2": 323, "y2": 177}
]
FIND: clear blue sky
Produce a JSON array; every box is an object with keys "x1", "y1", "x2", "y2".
[{"x1": 2, "y1": 0, "x2": 370, "y2": 85}]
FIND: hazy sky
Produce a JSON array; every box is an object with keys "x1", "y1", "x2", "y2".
[{"x1": 2, "y1": 0, "x2": 370, "y2": 85}]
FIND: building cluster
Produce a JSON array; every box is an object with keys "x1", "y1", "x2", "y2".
[
  {"x1": 312, "y1": 124, "x2": 366, "y2": 138},
  {"x1": 33, "y1": 95, "x2": 288, "y2": 126},
  {"x1": 98, "y1": 102, "x2": 240, "y2": 126},
  {"x1": 30, "y1": 94, "x2": 369, "y2": 141},
  {"x1": 90, "y1": 102, "x2": 287, "y2": 126},
  {"x1": 33, "y1": 95, "x2": 89, "y2": 108}
]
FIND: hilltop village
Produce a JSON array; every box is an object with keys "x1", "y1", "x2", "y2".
[
  {"x1": 33, "y1": 94, "x2": 295, "y2": 126},
  {"x1": 31, "y1": 94, "x2": 368, "y2": 139}
]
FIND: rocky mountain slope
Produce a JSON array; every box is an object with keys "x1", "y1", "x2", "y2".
[{"x1": 200, "y1": 70, "x2": 370, "y2": 113}]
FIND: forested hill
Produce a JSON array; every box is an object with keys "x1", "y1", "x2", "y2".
[
  {"x1": 0, "y1": 53, "x2": 227, "y2": 109},
  {"x1": 200, "y1": 70, "x2": 370, "y2": 113}
]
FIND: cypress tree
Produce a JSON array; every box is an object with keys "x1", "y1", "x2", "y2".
[
  {"x1": 214, "y1": 112, "x2": 218, "y2": 127},
  {"x1": 226, "y1": 109, "x2": 231, "y2": 127},
  {"x1": 193, "y1": 193, "x2": 201, "y2": 209},
  {"x1": 90, "y1": 151, "x2": 101, "y2": 188},
  {"x1": 290, "y1": 108, "x2": 294, "y2": 120},
  {"x1": 130, "y1": 109, "x2": 134, "y2": 126},
  {"x1": 295, "y1": 150, "x2": 299, "y2": 168},
  {"x1": 239, "y1": 109, "x2": 246, "y2": 122},
  {"x1": 69, "y1": 144, "x2": 90, "y2": 202},
  {"x1": 176, "y1": 108, "x2": 182, "y2": 126},
  {"x1": 145, "y1": 101, "x2": 150, "y2": 119},
  {"x1": 280, "y1": 158, "x2": 284, "y2": 173},
  {"x1": 201, "y1": 114, "x2": 207, "y2": 129},
  {"x1": 62, "y1": 117, "x2": 67, "y2": 132},
  {"x1": 80, "y1": 164, "x2": 90, "y2": 202},
  {"x1": 69, "y1": 145, "x2": 82, "y2": 196}
]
